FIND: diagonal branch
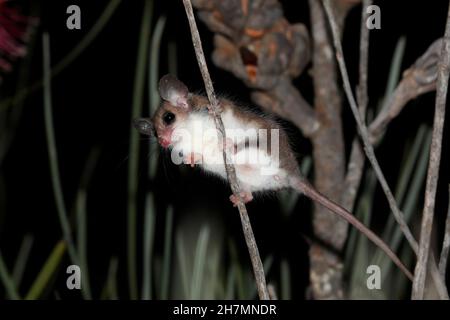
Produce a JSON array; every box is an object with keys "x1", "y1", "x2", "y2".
[
  {"x1": 412, "y1": 2, "x2": 450, "y2": 300},
  {"x1": 370, "y1": 39, "x2": 443, "y2": 143},
  {"x1": 182, "y1": 0, "x2": 270, "y2": 300}
]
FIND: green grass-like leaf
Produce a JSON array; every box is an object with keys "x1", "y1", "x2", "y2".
[
  {"x1": 148, "y1": 15, "x2": 166, "y2": 178},
  {"x1": 76, "y1": 190, "x2": 91, "y2": 299},
  {"x1": 13, "y1": 234, "x2": 34, "y2": 287},
  {"x1": 25, "y1": 241, "x2": 66, "y2": 300},
  {"x1": 42, "y1": 32, "x2": 80, "y2": 272},
  {"x1": 176, "y1": 232, "x2": 190, "y2": 299},
  {"x1": 225, "y1": 264, "x2": 236, "y2": 299},
  {"x1": 0, "y1": 250, "x2": 20, "y2": 299},
  {"x1": 378, "y1": 128, "x2": 431, "y2": 282},
  {"x1": 280, "y1": 259, "x2": 291, "y2": 300},
  {"x1": 127, "y1": 0, "x2": 154, "y2": 300},
  {"x1": 190, "y1": 226, "x2": 211, "y2": 299},
  {"x1": 160, "y1": 206, "x2": 174, "y2": 299},
  {"x1": 142, "y1": 193, "x2": 156, "y2": 299},
  {"x1": 101, "y1": 256, "x2": 119, "y2": 300}
]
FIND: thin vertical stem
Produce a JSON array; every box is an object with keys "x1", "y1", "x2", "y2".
[
  {"x1": 412, "y1": 2, "x2": 450, "y2": 299},
  {"x1": 127, "y1": 0, "x2": 153, "y2": 299},
  {"x1": 160, "y1": 206, "x2": 174, "y2": 299},
  {"x1": 438, "y1": 186, "x2": 450, "y2": 278},
  {"x1": 12, "y1": 235, "x2": 33, "y2": 286},
  {"x1": 0, "y1": 251, "x2": 20, "y2": 299},
  {"x1": 142, "y1": 193, "x2": 155, "y2": 299},
  {"x1": 76, "y1": 190, "x2": 92, "y2": 299},
  {"x1": 182, "y1": 0, "x2": 269, "y2": 299},
  {"x1": 357, "y1": 0, "x2": 372, "y2": 121},
  {"x1": 42, "y1": 33, "x2": 79, "y2": 269}
]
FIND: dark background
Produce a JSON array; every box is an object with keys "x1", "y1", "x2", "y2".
[{"x1": 0, "y1": 0, "x2": 449, "y2": 299}]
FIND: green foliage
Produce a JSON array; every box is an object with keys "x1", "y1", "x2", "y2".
[{"x1": 25, "y1": 241, "x2": 66, "y2": 300}]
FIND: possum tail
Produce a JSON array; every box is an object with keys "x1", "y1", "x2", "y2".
[{"x1": 289, "y1": 176, "x2": 413, "y2": 281}]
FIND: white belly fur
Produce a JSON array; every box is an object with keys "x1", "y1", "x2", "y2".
[{"x1": 171, "y1": 110, "x2": 286, "y2": 192}]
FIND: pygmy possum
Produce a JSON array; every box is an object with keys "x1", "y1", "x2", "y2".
[{"x1": 134, "y1": 74, "x2": 413, "y2": 281}]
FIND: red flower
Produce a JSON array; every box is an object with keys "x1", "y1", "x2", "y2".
[{"x1": 0, "y1": 0, "x2": 38, "y2": 73}]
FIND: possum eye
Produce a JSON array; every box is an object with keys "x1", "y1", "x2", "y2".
[{"x1": 163, "y1": 112, "x2": 176, "y2": 125}]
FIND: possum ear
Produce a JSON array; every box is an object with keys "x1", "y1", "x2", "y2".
[
  {"x1": 133, "y1": 118, "x2": 154, "y2": 136},
  {"x1": 158, "y1": 74, "x2": 189, "y2": 109}
]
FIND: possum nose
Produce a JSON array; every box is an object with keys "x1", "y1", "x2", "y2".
[{"x1": 159, "y1": 137, "x2": 171, "y2": 148}]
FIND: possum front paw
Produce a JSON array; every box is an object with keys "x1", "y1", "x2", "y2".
[
  {"x1": 208, "y1": 103, "x2": 223, "y2": 115},
  {"x1": 229, "y1": 191, "x2": 253, "y2": 207},
  {"x1": 218, "y1": 137, "x2": 237, "y2": 154}
]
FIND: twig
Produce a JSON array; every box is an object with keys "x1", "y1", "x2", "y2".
[
  {"x1": 412, "y1": 3, "x2": 450, "y2": 299},
  {"x1": 439, "y1": 186, "x2": 450, "y2": 278},
  {"x1": 342, "y1": 0, "x2": 371, "y2": 212},
  {"x1": 182, "y1": 0, "x2": 270, "y2": 300},
  {"x1": 370, "y1": 39, "x2": 442, "y2": 143},
  {"x1": 342, "y1": 139, "x2": 364, "y2": 213},
  {"x1": 268, "y1": 284, "x2": 278, "y2": 300},
  {"x1": 323, "y1": 0, "x2": 449, "y2": 299},
  {"x1": 357, "y1": 0, "x2": 371, "y2": 122}
]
